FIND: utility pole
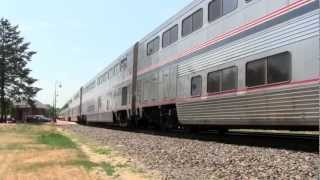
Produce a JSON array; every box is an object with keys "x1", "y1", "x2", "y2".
[{"x1": 53, "y1": 81, "x2": 62, "y2": 123}]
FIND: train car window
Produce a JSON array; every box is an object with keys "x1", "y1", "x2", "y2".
[
  {"x1": 182, "y1": 15, "x2": 193, "y2": 37},
  {"x1": 162, "y1": 24, "x2": 178, "y2": 48},
  {"x1": 162, "y1": 29, "x2": 170, "y2": 48},
  {"x1": 121, "y1": 87, "x2": 128, "y2": 106},
  {"x1": 191, "y1": 75, "x2": 202, "y2": 96},
  {"x1": 193, "y1": 9, "x2": 203, "y2": 32},
  {"x1": 208, "y1": 66, "x2": 237, "y2": 93},
  {"x1": 222, "y1": 67, "x2": 237, "y2": 91},
  {"x1": 246, "y1": 59, "x2": 266, "y2": 87},
  {"x1": 170, "y1": 25, "x2": 179, "y2": 44},
  {"x1": 246, "y1": 52, "x2": 291, "y2": 87},
  {"x1": 207, "y1": 71, "x2": 221, "y2": 93},
  {"x1": 223, "y1": 0, "x2": 238, "y2": 15},
  {"x1": 208, "y1": 0, "x2": 222, "y2": 22},
  {"x1": 208, "y1": 0, "x2": 237, "y2": 23},
  {"x1": 120, "y1": 58, "x2": 127, "y2": 71},
  {"x1": 267, "y1": 52, "x2": 291, "y2": 84},
  {"x1": 182, "y1": 8, "x2": 203, "y2": 37},
  {"x1": 147, "y1": 36, "x2": 160, "y2": 56}
]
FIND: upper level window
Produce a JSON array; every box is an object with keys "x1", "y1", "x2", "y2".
[
  {"x1": 207, "y1": 66, "x2": 237, "y2": 93},
  {"x1": 191, "y1": 75, "x2": 202, "y2": 97},
  {"x1": 246, "y1": 52, "x2": 291, "y2": 87},
  {"x1": 182, "y1": 8, "x2": 203, "y2": 37},
  {"x1": 208, "y1": 0, "x2": 238, "y2": 22},
  {"x1": 162, "y1": 24, "x2": 178, "y2": 48},
  {"x1": 120, "y1": 58, "x2": 127, "y2": 71},
  {"x1": 147, "y1": 36, "x2": 160, "y2": 56}
]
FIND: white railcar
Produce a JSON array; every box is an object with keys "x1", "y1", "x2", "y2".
[{"x1": 62, "y1": 0, "x2": 320, "y2": 131}]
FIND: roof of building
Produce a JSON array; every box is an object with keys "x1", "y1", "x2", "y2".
[{"x1": 15, "y1": 100, "x2": 50, "y2": 110}]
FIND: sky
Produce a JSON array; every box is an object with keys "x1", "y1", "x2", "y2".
[{"x1": 1, "y1": 0, "x2": 192, "y2": 107}]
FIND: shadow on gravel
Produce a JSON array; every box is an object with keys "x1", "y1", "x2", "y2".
[{"x1": 85, "y1": 124, "x2": 319, "y2": 153}]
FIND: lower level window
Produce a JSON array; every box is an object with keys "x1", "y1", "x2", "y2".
[
  {"x1": 207, "y1": 66, "x2": 237, "y2": 93},
  {"x1": 246, "y1": 52, "x2": 291, "y2": 87},
  {"x1": 191, "y1": 76, "x2": 202, "y2": 96}
]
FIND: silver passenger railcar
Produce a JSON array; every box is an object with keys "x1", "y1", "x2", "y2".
[{"x1": 62, "y1": 0, "x2": 319, "y2": 131}]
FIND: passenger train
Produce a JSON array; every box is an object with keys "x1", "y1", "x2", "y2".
[{"x1": 61, "y1": 0, "x2": 320, "y2": 131}]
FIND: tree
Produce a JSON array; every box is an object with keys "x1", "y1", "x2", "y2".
[{"x1": 0, "y1": 18, "x2": 40, "y2": 122}]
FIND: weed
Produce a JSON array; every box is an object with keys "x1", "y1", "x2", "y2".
[
  {"x1": 100, "y1": 162, "x2": 115, "y2": 176},
  {"x1": 95, "y1": 148, "x2": 112, "y2": 155},
  {"x1": 37, "y1": 133, "x2": 77, "y2": 149},
  {"x1": 68, "y1": 159, "x2": 98, "y2": 170}
]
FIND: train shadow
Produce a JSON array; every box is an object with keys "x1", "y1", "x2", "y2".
[{"x1": 86, "y1": 124, "x2": 319, "y2": 153}]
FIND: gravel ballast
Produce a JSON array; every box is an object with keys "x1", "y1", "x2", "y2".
[{"x1": 63, "y1": 125, "x2": 319, "y2": 180}]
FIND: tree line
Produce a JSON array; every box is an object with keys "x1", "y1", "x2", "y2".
[{"x1": 0, "y1": 18, "x2": 40, "y2": 122}]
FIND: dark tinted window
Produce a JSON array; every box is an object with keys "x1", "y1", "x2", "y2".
[
  {"x1": 163, "y1": 25, "x2": 178, "y2": 48},
  {"x1": 223, "y1": 0, "x2": 238, "y2": 15},
  {"x1": 207, "y1": 71, "x2": 221, "y2": 93},
  {"x1": 170, "y1": 25, "x2": 179, "y2": 44},
  {"x1": 222, "y1": 67, "x2": 237, "y2": 91},
  {"x1": 121, "y1": 87, "x2": 128, "y2": 106},
  {"x1": 182, "y1": 9, "x2": 203, "y2": 37},
  {"x1": 246, "y1": 59, "x2": 266, "y2": 87},
  {"x1": 208, "y1": 66, "x2": 237, "y2": 93},
  {"x1": 208, "y1": 0, "x2": 237, "y2": 23},
  {"x1": 182, "y1": 15, "x2": 193, "y2": 37},
  {"x1": 191, "y1": 76, "x2": 202, "y2": 96},
  {"x1": 147, "y1": 37, "x2": 160, "y2": 56},
  {"x1": 120, "y1": 58, "x2": 127, "y2": 71},
  {"x1": 193, "y1": 9, "x2": 203, "y2": 32},
  {"x1": 267, "y1": 52, "x2": 291, "y2": 84},
  {"x1": 208, "y1": 0, "x2": 222, "y2": 22},
  {"x1": 246, "y1": 52, "x2": 291, "y2": 87},
  {"x1": 162, "y1": 30, "x2": 170, "y2": 48}
]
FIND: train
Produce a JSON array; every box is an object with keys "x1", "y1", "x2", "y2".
[{"x1": 61, "y1": 0, "x2": 320, "y2": 131}]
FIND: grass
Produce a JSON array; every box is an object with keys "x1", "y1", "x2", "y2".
[
  {"x1": 16, "y1": 162, "x2": 59, "y2": 172},
  {"x1": 0, "y1": 124, "x2": 148, "y2": 179},
  {"x1": 37, "y1": 132, "x2": 78, "y2": 149},
  {"x1": 68, "y1": 159, "x2": 116, "y2": 176},
  {"x1": 95, "y1": 147, "x2": 112, "y2": 155},
  {"x1": 0, "y1": 143, "x2": 26, "y2": 150},
  {"x1": 100, "y1": 162, "x2": 116, "y2": 176},
  {"x1": 68, "y1": 159, "x2": 98, "y2": 171}
]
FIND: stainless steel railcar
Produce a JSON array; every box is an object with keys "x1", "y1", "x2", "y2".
[{"x1": 61, "y1": 0, "x2": 320, "y2": 131}]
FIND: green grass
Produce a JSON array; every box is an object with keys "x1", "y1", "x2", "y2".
[
  {"x1": 68, "y1": 159, "x2": 98, "y2": 170},
  {"x1": 100, "y1": 162, "x2": 116, "y2": 176},
  {"x1": 69, "y1": 159, "x2": 116, "y2": 176},
  {"x1": 95, "y1": 148, "x2": 112, "y2": 155},
  {"x1": 37, "y1": 133, "x2": 77, "y2": 149}
]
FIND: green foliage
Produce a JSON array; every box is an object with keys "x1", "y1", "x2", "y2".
[
  {"x1": 37, "y1": 133, "x2": 77, "y2": 149},
  {"x1": 100, "y1": 162, "x2": 116, "y2": 176},
  {"x1": 95, "y1": 148, "x2": 112, "y2": 155},
  {"x1": 68, "y1": 159, "x2": 98, "y2": 171},
  {"x1": 0, "y1": 18, "x2": 40, "y2": 121}
]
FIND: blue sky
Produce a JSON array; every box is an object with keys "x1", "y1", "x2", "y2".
[{"x1": 1, "y1": 0, "x2": 192, "y2": 107}]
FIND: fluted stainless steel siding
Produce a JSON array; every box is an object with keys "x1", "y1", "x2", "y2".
[
  {"x1": 177, "y1": 11, "x2": 319, "y2": 77},
  {"x1": 177, "y1": 83, "x2": 320, "y2": 126}
]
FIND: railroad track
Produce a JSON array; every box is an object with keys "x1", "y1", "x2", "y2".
[
  {"x1": 62, "y1": 124, "x2": 319, "y2": 179},
  {"x1": 80, "y1": 123, "x2": 318, "y2": 153}
]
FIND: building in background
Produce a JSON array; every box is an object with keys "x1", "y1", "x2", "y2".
[{"x1": 14, "y1": 100, "x2": 50, "y2": 121}]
